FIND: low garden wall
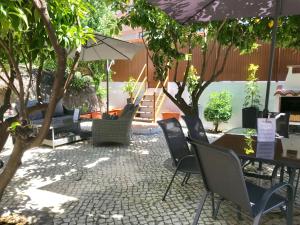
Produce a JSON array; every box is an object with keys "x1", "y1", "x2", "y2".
[{"x1": 108, "y1": 81, "x2": 283, "y2": 131}]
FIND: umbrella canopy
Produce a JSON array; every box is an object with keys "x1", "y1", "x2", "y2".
[
  {"x1": 69, "y1": 33, "x2": 143, "y2": 113},
  {"x1": 69, "y1": 33, "x2": 143, "y2": 61},
  {"x1": 147, "y1": 0, "x2": 300, "y2": 116},
  {"x1": 148, "y1": 0, "x2": 300, "y2": 24}
]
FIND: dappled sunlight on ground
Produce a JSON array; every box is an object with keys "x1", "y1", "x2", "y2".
[
  {"x1": 0, "y1": 133, "x2": 299, "y2": 224},
  {"x1": 83, "y1": 157, "x2": 110, "y2": 168}
]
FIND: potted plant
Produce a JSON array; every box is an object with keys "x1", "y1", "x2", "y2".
[
  {"x1": 122, "y1": 76, "x2": 136, "y2": 104},
  {"x1": 242, "y1": 64, "x2": 261, "y2": 129},
  {"x1": 204, "y1": 91, "x2": 232, "y2": 133}
]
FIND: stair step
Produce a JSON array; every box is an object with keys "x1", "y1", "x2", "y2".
[
  {"x1": 141, "y1": 99, "x2": 153, "y2": 102},
  {"x1": 137, "y1": 111, "x2": 153, "y2": 114},
  {"x1": 134, "y1": 117, "x2": 154, "y2": 122}
]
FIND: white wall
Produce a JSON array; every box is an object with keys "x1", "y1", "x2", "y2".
[{"x1": 107, "y1": 81, "x2": 283, "y2": 131}]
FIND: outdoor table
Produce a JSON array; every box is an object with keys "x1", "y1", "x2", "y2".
[{"x1": 212, "y1": 134, "x2": 300, "y2": 187}]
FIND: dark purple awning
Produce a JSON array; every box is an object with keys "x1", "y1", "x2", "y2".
[{"x1": 148, "y1": 0, "x2": 300, "y2": 24}]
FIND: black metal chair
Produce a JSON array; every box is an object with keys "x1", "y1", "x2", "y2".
[
  {"x1": 157, "y1": 118, "x2": 201, "y2": 201},
  {"x1": 182, "y1": 115, "x2": 209, "y2": 143},
  {"x1": 189, "y1": 140, "x2": 294, "y2": 225},
  {"x1": 274, "y1": 112, "x2": 290, "y2": 138}
]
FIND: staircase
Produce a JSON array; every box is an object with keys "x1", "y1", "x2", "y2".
[
  {"x1": 131, "y1": 64, "x2": 169, "y2": 123},
  {"x1": 134, "y1": 89, "x2": 156, "y2": 122}
]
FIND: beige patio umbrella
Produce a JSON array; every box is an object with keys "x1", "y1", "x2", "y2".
[{"x1": 69, "y1": 33, "x2": 143, "y2": 113}]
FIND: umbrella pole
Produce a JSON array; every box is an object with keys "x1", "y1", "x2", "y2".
[
  {"x1": 106, "y1": 60, "x2": 109, "y2": 114},
  {"x1": 263, "y1": 0, "x2": 281, "y2": 118}
]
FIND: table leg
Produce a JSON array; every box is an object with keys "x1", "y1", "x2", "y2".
[{"x1": 52, "y1": 128, "x2": 55, "y2": 150}]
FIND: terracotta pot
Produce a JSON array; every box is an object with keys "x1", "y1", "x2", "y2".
[
  {"x1": 161, "y1": 112, "x2": 180, "y2": 120},
  {"x1": 109, "y1": 108, "x2": 123, "y2": 116},
  {"x1": 80, "y1": 113, "x2": 92, "y2": 119},
  {"x1": 91, "y1": 111, "x2": 102, "y2": 119}
]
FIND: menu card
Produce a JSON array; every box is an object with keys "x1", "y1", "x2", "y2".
[
  {"x1": 256, "y1": 142, "x2": 275, "y2": 160},
  {"x1": 257, "y1": 118, "x2": 276, "y2": 142}
]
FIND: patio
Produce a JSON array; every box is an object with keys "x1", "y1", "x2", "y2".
[{"x1": 0, "y1": 130, "x2": 299, "y2": 225}]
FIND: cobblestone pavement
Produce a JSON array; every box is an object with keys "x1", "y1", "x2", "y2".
[{"x1": 0, "y1": 132, "x2": 299, "y2": 225}]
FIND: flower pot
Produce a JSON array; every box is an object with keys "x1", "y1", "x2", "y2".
[
  {"x1": 91, "y1": 111, "x2": 102, "y2": 119},
  {"x1": 242, "y1": 107, "x2": 259, "y2": 129},
  {"x1": 80, "y1": 113, "x2": 92, "y2": 119},
  {"x1": 161, "y1": 112, "x2": 180, "y2": 120},
  {"x1": 109, "y1": 108, "x2": 123, "y2": 116}
]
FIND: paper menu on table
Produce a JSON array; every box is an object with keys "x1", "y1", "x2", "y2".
[
  {"x1": 256, "y1": 142, "x2": 275, "y2": 160},
  {"x1": 257, "y1": 118, "x2": 276, "y2": 142}
]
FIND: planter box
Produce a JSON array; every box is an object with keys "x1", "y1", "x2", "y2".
[{"x1": 161, "y1": 112, "x2": 180, "y2": 120}]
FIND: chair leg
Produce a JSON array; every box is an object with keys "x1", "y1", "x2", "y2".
[
  {"x1": 271, "y1": 165, "x2": 280, "y2": 185},
  {"x1": 211, "y1": 193, "x2": 215, "y2": 218},
  {"x1": 181, "y1": 173, "x2": 188, "y2": 186},
  {"x1": 213, "y1": 198, "x2": 224, "y2": 219},
  {"x1": 192, "y1": 191, "x2": 209, "y2": 225},
  {"x1": 253, "y1": 214, "x2": 262, "y2": 225},
  {"x1": 294, "y1": 169, "x2": 300, "y2": 197},
  {"x1": 162, "y1": 167, "x2": 179, "y2": 201},
  {"x1": 185, "y1": 173, "x2": 191, "y2": 184},
  {"x1": 280, "y1": 167, "x2": 285, "y2": 182},
  {"x1": 286, "y1": 185, "x2": 294, "y2": 225}
]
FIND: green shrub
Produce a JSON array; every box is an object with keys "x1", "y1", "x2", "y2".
[
  {"x1": 69, "y1": 71, "x2": 92, "y2": 92},
  {"x1": 122, "y1": 76, "x2": 136, "y2": 99},
  {"x1": 204, "y1": 91, "x2": 232, "y2": 132}
]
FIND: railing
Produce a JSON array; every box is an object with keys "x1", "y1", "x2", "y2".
[
  {"x1": 154, "y1": 72, "x2": 169, "y2": 121},
  {"x1": 133, "y1": 64, "x2": 147, "y2": 104}
]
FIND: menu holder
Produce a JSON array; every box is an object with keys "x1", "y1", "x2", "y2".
[
  {"x1": 256, "y1": 142, "x2": 275, "y2": 160},
  {"x1": 73, "y1": 108, "x2": 80, "y2": 122},
  {"x1": 257, "y1": 118, "x2": 276, "y2": 142}
]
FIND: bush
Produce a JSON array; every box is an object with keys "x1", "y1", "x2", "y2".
[
  {"x1": 69, "y1": 71, "x2": 92, "y2": 92},
  {"x1": 204, "y1": 91, "x2": 232, "y2": 132},
  {"x1": 122, "y1": 76, "x2": 136, "y2": 99}
]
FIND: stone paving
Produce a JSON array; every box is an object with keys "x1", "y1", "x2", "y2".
[{"x1": 0, "y1": 131, "x2": 299, "y2": 225}]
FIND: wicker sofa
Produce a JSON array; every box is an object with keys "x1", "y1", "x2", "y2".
[{"x1": 92, "y1": 104, "x2": 138, "y2": 146}]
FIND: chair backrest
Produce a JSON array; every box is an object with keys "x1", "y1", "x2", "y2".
[
  {"x1": 276, "y1": 113, "x2": 290, "y2": 138},
  {"x1": 182, "y1": 115, "x2": 209, "y2": 143},
  {"x1": 269, "y1": 112, "x2": 290, "y2": 138},
  {"x1": 119, "y1": 104, "x2": 138, "y2": 120},
  {"x1": 190, "y1": 140, "x2": 253, "y2": 214},
  {"x1": 157, "y1": 118, "x2": 191, "y2": 166}
]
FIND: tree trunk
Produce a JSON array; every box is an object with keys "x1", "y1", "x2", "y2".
[
  {"x1": 214, "y1": 122, "x2": 219, "y2": 133},
  {"x1": 0, "y1": 117, "x2": 17, "y2": 153},
  {"x1": 0, "y1": 139, "x2": 26, "y2": 199}
]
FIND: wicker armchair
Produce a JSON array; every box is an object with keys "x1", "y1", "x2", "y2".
[{"x1": 92, "y1": 104, "x2": 138, "y2": 145}]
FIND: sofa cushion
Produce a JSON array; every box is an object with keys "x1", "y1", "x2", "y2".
[
  {"x1": 53, "y1": 99, "x2": 64, "y2": 117},
  {"x1": 27, "y1": 100, "x2": 43, "y2": 121}
]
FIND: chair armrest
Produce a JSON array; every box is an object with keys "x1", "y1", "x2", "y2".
[{"x1": 256, "y1": 182, "x2": 294, "y2": 215}]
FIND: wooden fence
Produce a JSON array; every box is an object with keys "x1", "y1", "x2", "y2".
[{"x1": 111, "y1": 41, "x2": 300, "y2": 86}]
